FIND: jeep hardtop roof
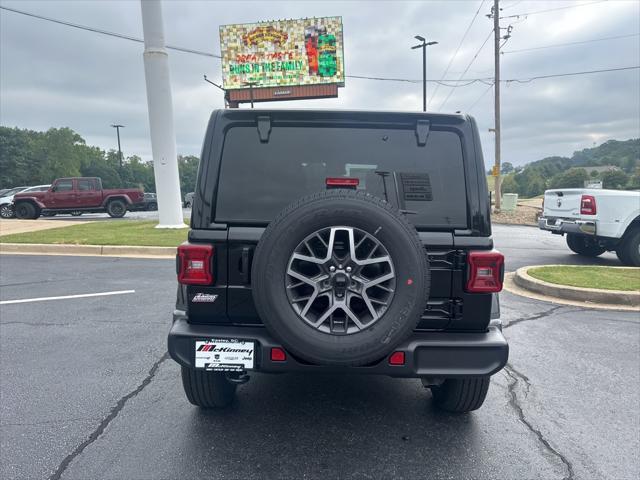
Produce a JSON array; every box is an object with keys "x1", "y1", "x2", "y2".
[{"x1": 192, "y1": 109, "x2": 490, "y2": 235}]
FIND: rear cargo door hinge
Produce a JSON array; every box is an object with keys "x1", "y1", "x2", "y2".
[
  {"x1": 257, "y1": 116, "x2": 272, "y2": 143},
  {"x1": 415, "y1": 120, "x2": 430, "y2": 146},
  {"x1": 449, "y1": 299, "x2": 463, "y2": 320},
  {"x1": 453, "y1": 250, "x2": 467, "y2": 269}
]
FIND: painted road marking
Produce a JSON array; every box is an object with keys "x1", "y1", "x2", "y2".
[{"x1": 0, "y1": 290, "x2": 135, "y2": 305}]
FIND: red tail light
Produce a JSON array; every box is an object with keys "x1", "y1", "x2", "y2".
[
  {"x1": 466, "y1": 250, "x2": 504, "y2": 293},
  {"x1": 177, "y1": 243, "x2": 213, "y2": 285},
  {"x1": 580, "y1": 195, "x2": 597, "y2": 215},
  {"x1": 326, "y1": 177, "x2": 359, "y2": 188}
]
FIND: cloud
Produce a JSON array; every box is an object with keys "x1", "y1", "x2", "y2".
[{"x1": 1, "y1": 0, "x2": 638, "y2": 167}]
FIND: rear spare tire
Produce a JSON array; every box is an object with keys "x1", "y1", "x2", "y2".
[
  {"x1": 106, "y1": 199, "x2": 126, "y2": 218},
  {"x1": 251, "y1": 189, "x2": 430, "y2": 366},
  {"x1": 566, "y1": 233, "x2": 606, "y2": 257}
]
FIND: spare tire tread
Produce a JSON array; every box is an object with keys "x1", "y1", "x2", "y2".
[{"x1": 252, "y1": 189, "x2": 430, "y2": 366}]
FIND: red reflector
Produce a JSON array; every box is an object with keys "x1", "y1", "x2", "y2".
[
  {"x1": 177, "y1": 243, "x2": 213, "y2": 285},
  {"x1": 580, "y1": 195, "x2": 597, "y2": 215},
  {"x1": 388, "y1": 351, "x2": 405, "y2": 365},
  {"x1": 466, "y1": 250, "x2": 504, "y2": 293},
  {"x1": 326, "y1": 177, "x2": 359, "y2": 187},
  {"x1": 270, "y1": 347, "x2": 287, "y2": 362}
]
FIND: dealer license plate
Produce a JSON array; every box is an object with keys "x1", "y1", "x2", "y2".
[{"x1": 195, "y1": 339, "x2": 255, "y2": 372}]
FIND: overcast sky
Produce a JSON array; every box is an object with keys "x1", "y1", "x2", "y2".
[{"x1": 1, "y1": 0, "x2": 639, "y2": 167}]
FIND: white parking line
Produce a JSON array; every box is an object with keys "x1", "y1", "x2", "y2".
[{"x1": 0, "y1": 290, "x2": 135, "y2": 305}]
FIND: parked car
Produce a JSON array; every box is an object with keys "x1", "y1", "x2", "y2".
[
  {"x1": 184, "y1": 192, "x2": 194, "y2": 208},
  {"x1": 169, "y1": 109, "x2": 507, "y2": 413},
  {"x1": 129, "y1": 192, "x2": 158, "y2": 211},
  {"x1": 0, "y1": 188, "x2": 12, "y2": 197},
  {"x1": 0, "y1": 185, "x2": 49, "y2": 219},
  {"x1": 539, "y1": 188, "x2": 640, "y2": 266},
  {"x1": 12, "y1": 177, "x2": 144, "y2": 219}
]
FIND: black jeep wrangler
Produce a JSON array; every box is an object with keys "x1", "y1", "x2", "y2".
[{"x1": 169, "y1": 109, "x2": 508, "y2": 413}]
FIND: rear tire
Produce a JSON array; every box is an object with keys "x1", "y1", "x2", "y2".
[
  {"x1": 14, "y1": 202, "x2": 39, "y2": 220},
  {"x1": 106, "y1": 199, "x2": 127, "y2": 218},
  {"x1": 615, "y1": 228, "x2": 640, "y2": 266},
  {"x1": 430, "y1": 377, "x2": 490, "y2": 413},
  {"x1": 70, "y1": 211, "x2": 82, "y2": 217},
  {"x1": 566, "y1": 233, "x2": 606, "y2": 257},
  {"x1": 181, "y1": 367, "x2": 237, "y2": 408},
  {"x1": 147, "y1": 202, "x2": 158, "y2": 211}
]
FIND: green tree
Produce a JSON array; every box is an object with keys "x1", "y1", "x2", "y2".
[
  {"x1": 501, "y1": 162, "x2": 514, "y2": 174},
  {"x1": 500, "y1": 174, "x2": 518, "y2": 194},
  {"x1": 549, "y1": 168, "x2": 589, "y2": 189},
  {"x1": 178, "y1": 155, "x2": 200, "y2": 196},
  {"x1": 601, "y1": 170, "x2": 629, "y2": 190},
  {"x1": 628, "y1": 167, "x2": 640, "y2": 189}
]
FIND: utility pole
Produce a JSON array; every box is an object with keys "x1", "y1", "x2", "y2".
[
  {"x1": 110, "y1": 124, "x2": 124, "y2": 169},
  {"x1": 140, "y1": 0, "x2": 185, "y2": 228},
  {"x1": 411, "y1": 36, "x2": 438, "y2": 111},
  {"x1": 492, "y1": 0, "x2": 502, "y2": 211}
]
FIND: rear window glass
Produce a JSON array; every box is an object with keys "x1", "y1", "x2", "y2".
[{"x1": 215, "y1": 126, "x2": 468, "y2": 228}]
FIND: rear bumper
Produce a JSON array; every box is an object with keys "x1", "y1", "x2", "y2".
[
  {"x1": 168, "y1": 314, "x2": 509, "y2": 378},
  {"x1": 538, "y1": 216, "x2": 596, "y2": 235}
]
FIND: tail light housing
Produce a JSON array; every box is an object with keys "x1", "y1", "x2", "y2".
[
  {"x1": 177, "y1": 243, "x2": 213, "y2": 285},
  {"x1": 466, "y1": 250, "x2": 504, "y2": 293},
  {"x1": 580, "y1": 195, "x2": 597, "y2": 215}
]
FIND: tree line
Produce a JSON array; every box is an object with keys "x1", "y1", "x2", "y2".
[
  {"x1": 496, "y1": 139, "x2": 640, "y2": 197},
  {"x1": 0, "y1": 126, "x2": 199, "y2": 195}
]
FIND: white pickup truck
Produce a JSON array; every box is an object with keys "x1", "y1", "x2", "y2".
[{"x1": 538, "y1": 188, "x2": 640, "y2": 266}]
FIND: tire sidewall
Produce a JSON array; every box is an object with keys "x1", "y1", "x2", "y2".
[
  {"x1": 252, "y1": 192, "x2": 430, "y2": 366},
  {"x1": 0, "y1": 204, "x2": 14, "y2": 219},
  {"x1": 107, "y1": 200, "x2": 126, "y2": 218},
  {"x1": 15, "y1": 202, "x2": 35, "y2": 219}
]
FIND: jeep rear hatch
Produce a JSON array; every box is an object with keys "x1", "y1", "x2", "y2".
[{"x1": 214, "y1": 124, "x2": 469, "y2": 230}]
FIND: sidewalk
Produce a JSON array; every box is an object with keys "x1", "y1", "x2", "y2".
[{"x1": 0, "y1": 219, "x2": 87, "y2": 235}]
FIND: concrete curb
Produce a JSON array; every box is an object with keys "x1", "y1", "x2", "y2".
[
  {"x1": 513, "y1": 265, "x2": 639, "y2": 307},
  {"x1": 0, "y1": 243, "x2": 176, "y2": 258}
]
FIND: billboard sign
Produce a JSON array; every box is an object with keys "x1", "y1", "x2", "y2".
[{"x1": 220, "y1": 17, "x2": 345, "y2": 90}]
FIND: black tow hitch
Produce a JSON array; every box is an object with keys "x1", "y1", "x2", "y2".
[{"x1": 225, "y1": 372, "x2": 250, "y2": 384}]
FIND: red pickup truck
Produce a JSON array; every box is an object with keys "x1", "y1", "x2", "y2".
[{"x1": 13, "y1": 177, "x2": 144, "y2": 219}]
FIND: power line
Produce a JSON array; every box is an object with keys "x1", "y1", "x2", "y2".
[
  {"x1": 502, "y1": 32, "x2": 640, "y2": 54},
  {"x1": 1, "y1": 5, "x2": 637, "y2": 88},
  {"x1": 346, "y1": 74, "x2": 493, "y2": 86},
  {"x1": 0, "y1": 5, "x2": 222, "y2": 58},
  {"x1": 428, "y1": 0, "x2": 485, "y2": 107},
  {"x1": 500, "y1": 0, "x2": 608, "y2": 19},
  {"x1": 504, "y1": 65, "x2": 639, "y2": 83},
  {"x1": 438, "y1": 29, "x2": 494, "y2": 111},
  {"x1": 466, "y1": 82, "x2": 494, "y2": 111}
]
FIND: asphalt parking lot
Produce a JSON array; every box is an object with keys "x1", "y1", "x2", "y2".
[{"x1": 1, "y1": 225, "x2": 638, "y2": 480}]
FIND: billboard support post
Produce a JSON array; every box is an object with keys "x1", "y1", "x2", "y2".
[{"x1": 140, "y1": 0, "x2": 185, "y2": 228}]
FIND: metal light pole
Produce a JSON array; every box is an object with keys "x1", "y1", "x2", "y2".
[
  {"x1": 411, "y1": 35, "x2": 438, "y2": 112},
  {"x1": 140, "y1": 0, "x2": 185, "y2": 228},
  {"x1": 110, "y1": 124, "x2": 124, "y2": 169}
]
